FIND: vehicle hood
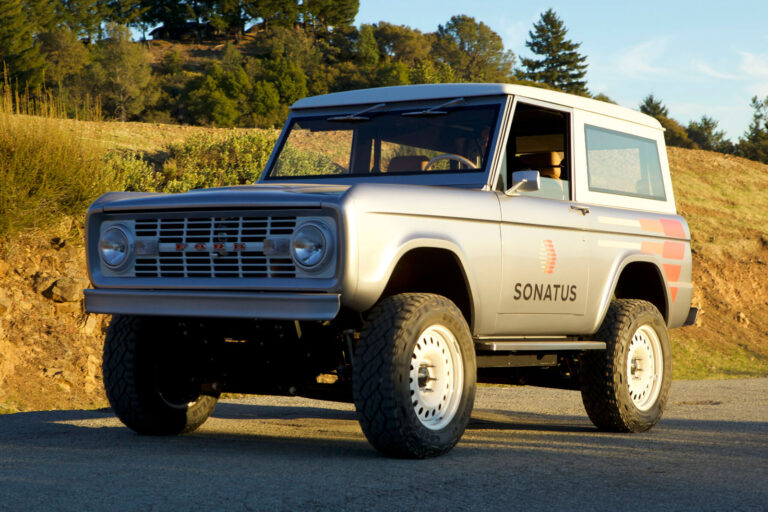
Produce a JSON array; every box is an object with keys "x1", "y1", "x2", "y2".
[{"x1": 88, "y1": 183, "x2": 352, "y2": 213}]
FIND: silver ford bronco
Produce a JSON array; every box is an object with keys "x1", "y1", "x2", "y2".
[{"x1": 85, "y1": 84, "x2": 697, "y2": 458}]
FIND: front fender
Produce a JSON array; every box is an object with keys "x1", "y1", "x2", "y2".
[{"x1": 344, "y1": 235, "x2": 480, "y2": 315}]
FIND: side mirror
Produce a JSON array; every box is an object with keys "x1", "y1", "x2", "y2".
[{"x1": 505, "y1": 170, "x2": 541, "y2": 196}]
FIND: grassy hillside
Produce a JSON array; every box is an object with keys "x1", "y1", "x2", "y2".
[
  {"x1": 668, "y1": 147, "x2": 768, "y2": 378},
  {"x1": 1, "y1": 115, "x2": 766, "y2": 381}
]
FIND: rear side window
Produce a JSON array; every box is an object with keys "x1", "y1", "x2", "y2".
[{"x1": 585, "y1": 125, "x2": 666, "y2": 200}]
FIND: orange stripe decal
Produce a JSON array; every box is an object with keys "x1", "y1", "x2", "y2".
[
  {"x1": 663, "y1": 242, "x2": 685, "y2": 260},
  {"x1": 639, "y1": 219, "x2": 664, "y2": 233},
  {"x1": 641, "y1": 241, "x2": 664, "y2": 256},
  {"x1": 670, "y1": 287, "x2": 679, "y2": 302},
  {"x1": 660, "y1": 219, "x2": 686, "y2": 238},
  {"x1": 663, "y1": 264, "x2": 681, "y2": 283}
]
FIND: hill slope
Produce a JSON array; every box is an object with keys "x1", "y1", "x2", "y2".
[
  {"x1": 0, "y1": 121, "x2": 766, "y2": 413},
  {"x1": 668, "y1": 147, "x2": 768, "y2": 377}
]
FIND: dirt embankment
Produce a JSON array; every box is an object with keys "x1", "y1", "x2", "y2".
[{"x1": 0, "y1": 220, "x2": 109, "y2": 413}]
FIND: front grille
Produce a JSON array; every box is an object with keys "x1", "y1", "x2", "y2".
[{"x1": 133, "y1": 214, "x2": 297, "y2": 278}]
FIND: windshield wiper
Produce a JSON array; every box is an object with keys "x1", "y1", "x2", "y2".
[
  {"x1": 401, "y1": 97, "x2": 465, "y2": 117},
  {"x1": 328, "y1": 103, "x2": 387, "y2": 122}
]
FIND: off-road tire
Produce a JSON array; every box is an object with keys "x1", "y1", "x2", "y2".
[
  {"x1": 353, "y1": 293, "x2": 476, "y2": 458},
  {"x1": 103, "y1": 315, "x2": 218, "y2": 435},
  {"x1": 579, "y1": 299, "x2": 671, "y2": 433}
]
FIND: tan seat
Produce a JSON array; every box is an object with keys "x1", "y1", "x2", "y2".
[
  {"x1": 387, "y1": 155, "x2": 429, "y2": 173},
  {"x1": 517, "y1": 152, "x2": 563, "y2": 179}
]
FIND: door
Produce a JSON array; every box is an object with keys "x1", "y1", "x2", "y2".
[{"x1": 493, "y1": 100, "x2": 592, "y2": 335}]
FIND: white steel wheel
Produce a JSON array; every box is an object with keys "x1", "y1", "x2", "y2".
[
  {"x1": 579, "y1": 299, "x2": 672, "y2": 433},
  {"x1": 626, "y1": 324, "x2": 663, "y2": 411},
  {"x1": 409, "y1": 324, "x2": 464, "y2": 430},
  {"x1": 353, "y1": 293, "x2": 477, "y2": 458}
]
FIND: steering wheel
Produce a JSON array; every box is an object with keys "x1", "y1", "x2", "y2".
[{"x1": 424, "y1": 154, "x2": 478, "y2": 171}]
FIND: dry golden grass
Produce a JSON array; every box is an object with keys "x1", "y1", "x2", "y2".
[{"x1": 668, "y1": 147, "x2": 768, "y2": 379}]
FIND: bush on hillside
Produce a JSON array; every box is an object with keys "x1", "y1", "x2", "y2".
[
  {"x1": 0, "y1": 114, "x2": 124, "y2": 236},
  {"x1": 0, "y1": 110, "x2": 279, "y2": 236},
  {"x1": 159, "y1": 131, "x2": 278, "y2": 192}
]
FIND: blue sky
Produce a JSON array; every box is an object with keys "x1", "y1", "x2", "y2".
[{"x1": 355, "y1": 0, "x2": 768, "y2": 141}]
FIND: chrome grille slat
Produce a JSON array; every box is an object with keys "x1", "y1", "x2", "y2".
[{"x1": 134, "y1": 214, "x2": 298, "y2": 278}]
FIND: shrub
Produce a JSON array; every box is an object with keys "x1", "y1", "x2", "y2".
[
  {"x1": 158, "y1": 131, "x2": 278, "y2": 192},
  {"x1": 0, "y1": 113, "x2": 123, "y2": 236}
]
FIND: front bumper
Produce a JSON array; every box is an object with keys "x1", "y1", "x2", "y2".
[{"x1": 84, "y1": 289, "x2": 341, "y2": 320}]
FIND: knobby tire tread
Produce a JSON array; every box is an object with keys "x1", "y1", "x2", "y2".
[
  {"x1": 353, "y1": 293, "x2": 475, "y2": 458},
  {"x1": 579, "y1": 299, "x2": 670, "y2": 433}
]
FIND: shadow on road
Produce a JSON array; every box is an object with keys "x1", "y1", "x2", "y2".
[{"x1": 212, "y1": 402, "x2": 357, "y2": 421}]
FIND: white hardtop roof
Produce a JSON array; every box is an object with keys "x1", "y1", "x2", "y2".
[{"x1": 291, "y1": 83, "x2": 661, "y2": 130}]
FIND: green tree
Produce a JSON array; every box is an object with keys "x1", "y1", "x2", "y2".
[
  {"x1": 357, "y1": 25, "x2": 379, "y2": 67},
  {"x1": 302, "y1": 0, "x2": 358, "y2": 31},
  {"x1": 101, "y1": 0, "x2": 148, "y2": 28},
  {"x1": 432, "y1": 14, "x2": 515, "y2": 82},
  {"x1": 245, "y1": 0, "x2": 299, "y2": 29},
  {"x1": 246, "y1": 25, "x2": 333, "y2": 96},
  {"x1": 519, "y1": 9, "x2": 588, "y2": 95},
  {"x1": 187, "y1": 75, "x2": 240, "y2": 127},
  {"x1": 687, "y1": 116, "x2": 734, "y2": 154},
  {"x1": 25, "y1": 0, "x2": 61, "y2": 33},
  {"x1": 639, "y1": 95, "x2": 695, "y2": 149},
  {"x1": 639, "y1": 94, "x2": 669, "y2": 118},
  {"x1": 187, "y1": 58, "x2": 251, "y2": 127},
  {"x1": 60, "y1": 0, "x2": 102, "y2": 40},
  {"x1": 409, "y1": 60, "x2": 456, "y2": 84},
  {"x1": 371, "y1": 22, "x2": 432, "y2": 66},
  {"x1": 246, "y1": 55, "x2": 307, "y2": 107},
  {"x1": 37, "y1": 27, "x2": 90, "y2": 89},
  {"x1": 592, "y1": 92, "x2": 616, "y2": 104},
  {"x1": 140, "y1": 0, "x2": 189, "y2": 32},
  {"x1": 89, "y1": 24, "x2": 154, "y2": 121},
  {"x1": 0, "y1": 0, "x2": 45, "y2": 89},
  {"x1": 249, "y1": 80, "x2": 282, "y2": 127},
  {"x1": 737, "y1": 96, "x2": 768, "y2": 164}
]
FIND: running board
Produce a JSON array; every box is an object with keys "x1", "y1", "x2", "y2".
[{"x1": 474, "y1": 339, "x2": 606, "y2": 352}]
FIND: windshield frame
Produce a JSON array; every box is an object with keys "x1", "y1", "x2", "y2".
[{"x1": 261, "y1": 95, "x2": 510, "y2": 188}]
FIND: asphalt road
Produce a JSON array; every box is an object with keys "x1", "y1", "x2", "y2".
[{"x1": 1, "y1": 379, "x2": 766, "y2": 512}]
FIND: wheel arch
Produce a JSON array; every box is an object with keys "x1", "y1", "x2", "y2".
[
  {"x1": 593, "y1": 256, "x2": 670, "y2": 332},
  {"x1": 378, "y1": 245, "x2": 476, "y2": 331}
]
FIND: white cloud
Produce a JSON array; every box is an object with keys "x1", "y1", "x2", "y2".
[
  {"x1": 617, "y1": 38, "x2": 669, "y2": 78},
  {"x1": 739, "y1": 52, "x2": 768, "y2": 78},
  {"x1": 738, "y1": 52, "x2": 768, "y2": 97},
  {"x1": 692, "y1": 60, "x2": 740, "y2": 80}
]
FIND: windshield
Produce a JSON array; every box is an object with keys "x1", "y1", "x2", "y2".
[{"x1": 266, "y1": 104, "x2": 500, "y2": 179}]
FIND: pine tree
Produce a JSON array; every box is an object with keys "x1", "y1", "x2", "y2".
[
  {"x1": 687, "y1": 116, "x2": 733, "y2": 154},
  {"x1": 737, "y1": 96, "x2": 768, "y2": 164},
  {"x1": 302, "y1": 0, "x2": 358, "y2": 31},
  {"x1": 639, "y1": 94, "x2": 669, "y2": 118},
  {"x1": 638, "y1": 94, "x2": 696, "y2": 149},
  {"x1": 0, "y1": 0, "x2": 45, "y2": 89},
  {"x1": 519, "y1": 9, "x2": 588, "y2": 95}
]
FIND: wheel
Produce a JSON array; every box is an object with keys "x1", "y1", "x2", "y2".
[
  {"x1": 103, "y1": 315, "x2": 219, "y2": 435},
  {"x1": 353, "y1": 293, "x2": 476, "y2": 458},
  {"x1": 424, "y1": 154, "x2": 478, "y2": 171},
  {"x1": 579, "y1": 299, "x2": 671, "y2": 432}
]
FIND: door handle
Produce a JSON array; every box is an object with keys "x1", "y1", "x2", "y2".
[{"x1": 570, "y1": 205, "x2": 590, "y2": 215}]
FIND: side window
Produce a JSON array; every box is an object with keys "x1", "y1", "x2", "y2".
[
  {"x1": 585, "y1": 125, "x2": 666, "y2": 200},
  {"x1": 501, "y1": 103, "x2": 571, "y2": 201}
]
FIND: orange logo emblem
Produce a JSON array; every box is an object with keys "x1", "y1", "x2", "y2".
[{"x1": 539, "y1": 239, "x2": 557, "y2": 274}]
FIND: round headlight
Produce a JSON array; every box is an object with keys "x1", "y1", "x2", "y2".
[
  {"x1": 291, "y1": 223, "x2": 330, "y2": 270},
  {"x1": 99, "y1": 225, "x2": 133, "y2": 270}
]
